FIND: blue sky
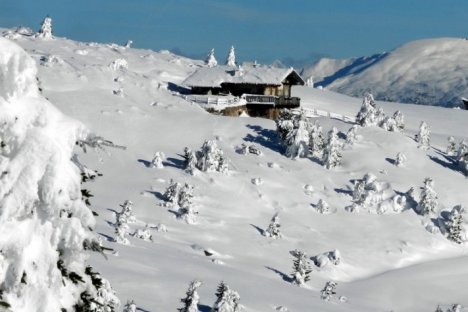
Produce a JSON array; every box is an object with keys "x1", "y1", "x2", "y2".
[{"x1": 2, "y1": 0, "x2": 468, "y2": 66}]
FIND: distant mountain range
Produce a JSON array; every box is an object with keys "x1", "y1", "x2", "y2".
[{"x1": 301, "y1": 38, "x2": 468, "y2": 108}]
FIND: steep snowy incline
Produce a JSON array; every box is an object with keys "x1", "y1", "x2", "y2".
[
  {"x1": 303, "y1": 38, "x2": 468, "y2": 107},
  {"x1": 4, "y1": 29, "x2": 468, "y2": 312}
]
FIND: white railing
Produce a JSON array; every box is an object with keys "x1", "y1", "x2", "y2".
[
  {"x1": 184, "y1": 95, "x2": 243, "y2": 107},
  {"x1": 296, "y1": 107, "x2": 355, "y2": 123}
]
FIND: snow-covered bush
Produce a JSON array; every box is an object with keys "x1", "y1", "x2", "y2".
[
  {"x1": 36, "y1": 16, "x2": 53, "y2": 39},
  {"x1": 380, "y1": 116, "x2": 398, "y2": 132},
  {"x1": 205, "y1": 48, "x2": 218, "y2": 67},
  {"x1": 416, "y1": 178, "x2": 438, "y2": 215},
  {"x1": 212, "y1": 282, "x2": 241, "y2": 312},
  {"x1": 415, "y1": 121, "x2": 431, "y2": 150},
  {"x1": 151, "y1": 151, "x2": 165, "y2": 168},
  {"x1": 239, "y1": 143, "x2": 262, "y2": 156},
  {"x1": 312, "y1": 250, "x2": 341, "y2": 268},
  {"x1": 356, "y1": 92, "x2": 377, "y2": 126},
  {"x1": 321, "y1": 281, "x2": 337, "y2": 301},
  {"x1": 395, "y1": 152, "x2": 406, "y2": 167},
  {"x1": 0, "y1": 37, "x2": 118, "y2": 311},
  {"x1": 40, "y1": 54, "x2": 64, "y2": 67},
  {"x1": 348, "y1": 173, "x2": 393, "y2": 213},
  {"x1": 114, "y1": 220, "x2": 130, "y2": 245},
  {"x1": 178, "y1": 280, "x2": 202, "y2": 312},
  {"x1": 438, "y1": 205, "x2": 466, "y2": 244},
  {"x1": 225, "y1": 46, "x2": 236, "y2": 67},
  {"x1": 109, "y1": 58, "x2": 128, "y2": 71},
  {"x1": 322, "y1": 127, "x2": 342, "y2": 169},
  {"x1": 132, "y1": 225, "x2": 153, "y2": 242},
  {"x1": 291, "y1": 250, "x2": 312, "y2": 286},
  {"x1": 264, "y1": 213, "x2": 282, "y2": 238}
]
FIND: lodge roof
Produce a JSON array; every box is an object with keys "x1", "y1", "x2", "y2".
[{"x1": 183, "y1": 65, "x2": 304, "y2": 88}]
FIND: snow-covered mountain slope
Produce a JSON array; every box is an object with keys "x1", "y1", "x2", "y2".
[
  {"x1": 3, "y1": 28, "x2": 468, "y2": 312},
  {"x1": 304, "y1": 38, "x2": 468, "y2": 108}
]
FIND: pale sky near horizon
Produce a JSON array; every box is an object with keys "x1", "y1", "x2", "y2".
[{"x1": 1, "y1": 0, "x2": 467, "y2": 66}]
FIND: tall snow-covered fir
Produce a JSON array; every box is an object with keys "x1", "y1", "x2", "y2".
[
  {"x1": 225, "y1": 46, "x2": 236, "y2": 67},
  {"x1": 37, "y1": 16, "x2": 53, "y2": 39}
]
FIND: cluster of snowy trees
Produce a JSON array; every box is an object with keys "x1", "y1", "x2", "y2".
[
  {"x1": 355, "y1": 92, "x2": 405, "y2": 132},
  {"x1": 205, "y1": 46, "x2": 237, "y2": 67},
  {"x1": 183, "y1": 140, "x2": 229, "y2": 175},
  {"x1": 347, "y1": 173, "x2": 384, "y2": 213},
  {"x1": 114, "y1": 200, "x2": 155, "y2": 244},
  {"x1": 447, "y1": 137, "x2": 468, "y2": 175},
  {"x1": 163, "y1": 180, "x2": 197, "y2": 224},
  {"x1": 178, "y1": 281, "x2": 242, "y2": 312},
  {"x1": 276, "y1": 110, "x2": 343, "y2": 169}
]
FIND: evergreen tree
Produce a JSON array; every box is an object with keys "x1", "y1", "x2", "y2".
[
  {"x1": 356, "y1": 92, "x2": 377, "y2": 126},
  {"x1": 276, "y1": 109, "x2": 295, "y2": 146},
  {"x1": 393, "y1": 110, "x2": 405, "y2": 131},
  {"x1": 178, "y1": 183, "x2": 194, "y2": 208},
  {"x1": 305, "y1": 77, "x2": 314, "y2": 87},
  {"x1": 447, "y1": 136, "x2": 456, "y2": 156},
  {"x1": 225, "y1": 46, "x2": 236, "y2": 67},
  {"x1": 179, "y1": 280, "x2": 202, "y2": 312},
  {"x1": 417, "y1": 178, "x2": 438, "y2": 215},
  {"x1": 345, "y1": 125, "x2": 358, "y2": 145},
  {"x1": 415, "y1": 121, "x2": 431, "y2": 150},
  {"x1": 322, "y1": 127, "x2": 342, "y2": 169},
  {"x1": 117, "y1": 200, "x2": 136, "y2": 224},
  {"x1": 317, "y1": 199, "x2": 330, "y2": 214},
  {"x1": 444, "y1": 205, "x2": 465, "y2": 244},
  {"x1": 115, "y1": 218, "x2": 130, "y2": 244},
  {"x1": 211, "y1": 282, "x2": 241, "y2": 312},
  {"x1": 205, "y1": 49, "x2": 218, "y2": 67},
  {"x1": 291, "y1": 250, "x2": 312, "y2": 286},
  {"x1": 164, "y1": 180, "x2": 181, "y2": 205},
  {"x1": 37, "y1": 16, "x2": 53, "y2": 39},
  {"x1": 395, "y1": 152, "x2": 406, "y2": 167},
  {"x1": 123, "y1": 300, "x2": 137, "y2": 312},
  {"x1": 457, "y1": 139, "x2": 468, "y2": 175},
  {"x1": 321, "y1": 281, "x2": 337, "y2": 301},
  {"x1": 184, "y1": 147, "x2": 198, "y2": 175},
  {"x1": 264, "y1": 213, "x2": 282, "y2": 238},
  {"x1": 285, "y1": 116, "x2": 309, "y2": 159},
  {"x1": 151, "y1": 151, "x2": 165, "y2": 168},
  {"x1": 309, "y1": 123, "x2": 325, "y2": 156},
  {"x1": 196, "y1": 140, "x2": 228, "y2": 173},
  {"x1": 434, "y1": 305, "x2": 444, "y2": 312},
  {"x1": 380, "y1": 116, "x2": 398, "y2": 131}
]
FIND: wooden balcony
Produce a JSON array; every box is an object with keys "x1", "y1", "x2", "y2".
[{"x1": 243, "y1": 94, "x2": 300, "y2": 108}]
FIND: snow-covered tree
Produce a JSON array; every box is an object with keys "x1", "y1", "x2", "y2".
[
  {"x1": 417, "y1": 178, "x2": 438, "y2": 215},
  {"x1": 395, "y1": 152, "x2": 406, "y2": 167},
  {"x1": 440, "y1": 205, "x2": 466, "y2": 244},
  {"x1": 316, "y1": 199, "x2": 330, "y2": 214},
  {"x1": 447, "y1": 136, "x2": 456, "y2": 156},
  {"x1": 291, "y1": 250, "x2": 312, "y2": 286},
  {"x1": 211, "y1": 282, "x2": 241, "y2": 312},
  {"x1": 309, "y1": 122, "x2": 325, "y2": 156},
  {"x1": 115, "y1": 218, "x2": 130, "y2": 244},
  {"x1": 37, "y1": 16, "x2": 53, "y2": 39},
  {"x1": 206, "y1": 49, "x2": 218, "y2": 67},
  {"x1": 151, "y1": 151, "x2": 165, "y2": 168},
  {"x1": 345, "y1": 125, "x2": 358, "y2": 145},
  {"x1": 179, "y1": 280, "x2": 202, "y2": 312},
  {"x1": 123, "y1": 300, "x2": 137, "y2": 312},
  {"x1": 380, "y1": 116, "x2": 398, "y2": 131},
  {"x1": 132, "y1": 224, "x2": 153, "y2": 242},
  {"x1": 285, "y1": 116, "x2": 310, "y2": 159},
  {"x1": 226, "y1": 46, "x2": 236, "y2": 67},
  {"x1": 415, "y1": 121, "x2": 431, "y2": 150},
  {"x1": 117, "y1": 200, "x2": 136, "y2": 224},
  {"x1": 276, "y1": 109, "x2": 295, "y2": 146},
  {"x1": 356, "y1": 92, "x2": 377, "y2": 126},
  {"x1": 350, "y1": 173, "x2": 382, "y2": 210},
  {"x1": 321, "y1": 281, "x2": 337, "y2": 301},
  {"x1": 164, "y1": 179, "x2": 182, "y2": 206},
  {"x1": 0, "y1": 36, "x2": 119, "y2": 312},
  {"x1": 264, "y1": 213, "x2": 282, "y2": 238},
  {"x1": 178, "y1": 183, "x2": 194, "y2": 208},
  {"x1": 183, "y1": 147, "x2": 198, "y2": 175},
  {"x1": 322, "y1": 127, "x2": 342, "y2": 169},
  {"x1": 196, "y1": 140, "x2": 228, "y2": 173},
  {"x1": 305, "y1": 77, "x2": 314, "y2": 87},
  {"x1": 456, "y1": 139, "x2": 468, "y2": 175},
  {"x1": 393, "y1": 110, "x2": 405, "y2": 131}
]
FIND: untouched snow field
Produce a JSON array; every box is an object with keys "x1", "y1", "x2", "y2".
[
  {"x1": 303, "y1": 38, "x2": 468, "y2": 108},
  {"x1": 2, "y1": 28, "x2": 468, "y2": 311}
]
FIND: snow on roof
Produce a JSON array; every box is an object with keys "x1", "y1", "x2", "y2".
[{"x1": 183, "y1": 65, "x2": 302, "y2": 88}]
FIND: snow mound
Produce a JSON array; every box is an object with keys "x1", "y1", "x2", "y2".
[{"x1": 0, "y1": 37, "x2": 38, "y2": 101}]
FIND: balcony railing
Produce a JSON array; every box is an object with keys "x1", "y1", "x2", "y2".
[{"x1": 242, "y1": 94, "x2": 300, "y2": 107}]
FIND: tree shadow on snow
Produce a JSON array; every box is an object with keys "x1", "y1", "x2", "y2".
[
  {"x1": 137, "y1": 159, "x2": 152, "y2": 168},
  {"x1": 428, "y1": 152, "x2": 464, "y2": 176},
  {"x1": 198, "y1": 304, "x2": 211, "y2": 312},
  {"x1": 385, "y1": 157, "x2": 396, "y2": 165},
  {"x1": 98, "y1": 232, "x2": 114, "y2": 242},
  {"x1": 265, "y1": 266, "x2": 292, "y2": 283},
  {"x1": 244, "y1": 124, "x2": 283, "y2": 154},
  {"x1": 250, "y1": 224, "x2": 264, "y2": 236},
  {"x1": 334, "y1": 187, "x2": 352, "y2": 197},
  {"x1": 145, "y1": 190, "x2": 165, "y2": 201},
  {"x1": 136, "y1": 307, "x2": 151, "y2": 312},
  {"x1": 164, "y1": 156, "x2": 185, "y2": 169}
]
